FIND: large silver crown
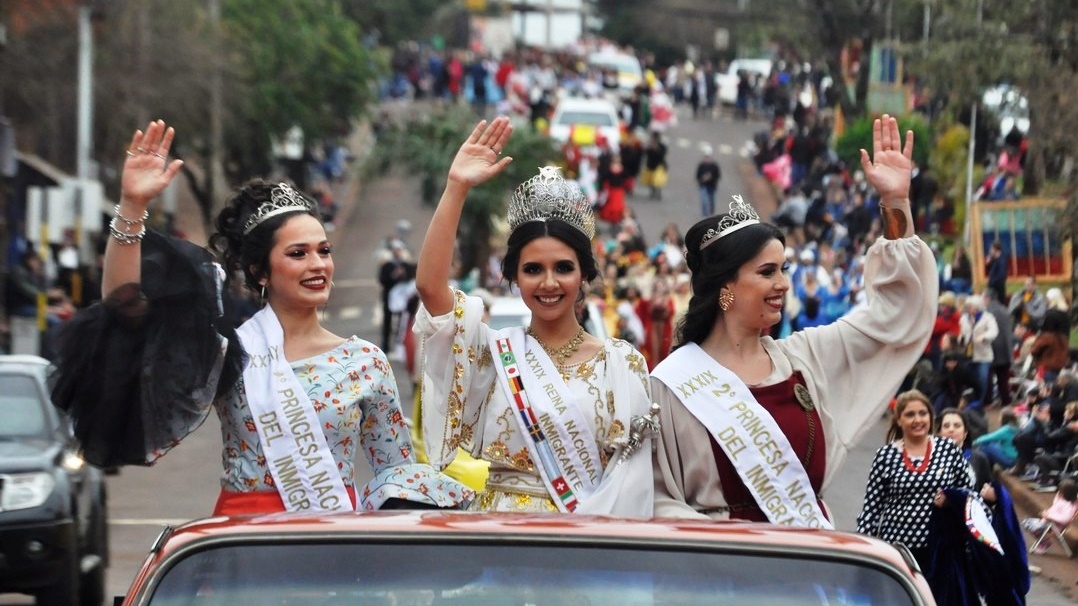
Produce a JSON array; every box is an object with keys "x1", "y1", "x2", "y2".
[
  {"x1": 700, "y1": 195, "x2": 760, "y2": 250},
  {"x1": 506, "y1": 166, "x2": 595, "y2": 239},
  {"x1": 243, "y1": 183, "x2": 319, "y2": 235}
]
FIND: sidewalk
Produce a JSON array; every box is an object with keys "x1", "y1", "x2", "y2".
[{"x1": 988, "y1": 409, "x2": 1078, "y2": 600}]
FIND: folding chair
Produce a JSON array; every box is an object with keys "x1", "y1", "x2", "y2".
[
  {"x1": 1060, "y1": 452, "x2": 1078, "y2": 483},
  {"x1": 1027, "y1": 510, "x2": 1077, "y2": 557}
]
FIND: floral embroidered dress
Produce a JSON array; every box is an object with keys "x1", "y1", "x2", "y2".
[
  {"x1": 50, "y1": 231, "x2": 471, "y2": 514},
  {"x1": 216, "y1": 336, "x2": 469, "y2": 509},
  {"x1": 415, "y1": 289, "x2": 654, "y2": 515}
]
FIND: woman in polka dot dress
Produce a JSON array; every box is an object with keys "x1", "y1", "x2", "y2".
[{"x1": 856, "y1": 389, "x2": 973, "y2": 571}]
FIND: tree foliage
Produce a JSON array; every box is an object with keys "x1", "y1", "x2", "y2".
[
  {"x1": 906, "y1": 0, "x2": 1077, "y2": 197},
  {"x1": 338, "y1": 0, "x2": 447, "y2": 47},
  {"x1": 370, "y1": 108, "x2": 564, "y2": 274},
  {"x1": 2, "y1": 0, "x2": 383, "y2": 232},
  {"x1": 834, "y1": 114, "x2": 931, "y2": 174},
  {"x1": 222, "y1": 0, "x2": 380, "y2": 178}
]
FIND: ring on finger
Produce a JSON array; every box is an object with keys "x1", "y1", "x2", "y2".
[
  {"x1": 151, "y1": 151, "x2": 166, "y2": 159},
  {"x1": 136, "y1": 147, "x2": 147, "y2": 154},
  {"x1": 125, "y1": 150, "x2": 137, "y2": 157}
]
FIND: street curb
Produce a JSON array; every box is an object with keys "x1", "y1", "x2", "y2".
[{"x1": 987, "y1": 404, "x2": 1078, "y2": 600}]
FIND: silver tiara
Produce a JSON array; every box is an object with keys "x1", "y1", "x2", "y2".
[
  {"x1": 243, "y1": 183, "x2": 319, "y2": 235},
  {"x1": 506, "y1": 166, "x2": 595, "y2": 239},
  {"x1": 700, "y1": 195, "x2": 760, "y2": 250}
]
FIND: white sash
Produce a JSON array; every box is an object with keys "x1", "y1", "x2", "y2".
[
  {"x1": 652, "y1": 344, "x2": 832, "y2": 529},
  {"x1": 236, "y1": 307, "x2": 352, "y2": 512},
  {"x1": 488, "y1": 327, "x2": 603, "y2": 512}
]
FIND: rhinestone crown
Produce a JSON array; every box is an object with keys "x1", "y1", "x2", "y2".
[
  {"x1": 243, "y1": 183, "x2": 319, "y2": 235},
  {"x1": 506, "y1": 166, "x2": 595, "y2": 239},
  {"x1": 700, "y1": 195, "x2": 760, "y2": 250}
]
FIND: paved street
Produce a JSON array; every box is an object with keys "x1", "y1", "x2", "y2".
[{"x1": 5, "y1": 102, "x2": 1072, "y2": 605}]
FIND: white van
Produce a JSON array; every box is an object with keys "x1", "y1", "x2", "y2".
[
  {"x1": 587, "y1": 51, "x2": 643, "y2": 95},
  {"x1": 547, "y1": 96, "x2": 622, "y2": 149},
  {"x1": 716, "y1": 58, "x2": 773, "y2": 105}
]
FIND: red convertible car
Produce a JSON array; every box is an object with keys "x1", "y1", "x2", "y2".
[{"x1": 119, "y1": 511, "x2": 936, "y2": 606}]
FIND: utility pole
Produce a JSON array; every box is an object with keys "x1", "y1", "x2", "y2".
[
  {"x1": 76, "y1": 4, "x2": 93, "y2": 185},
  {"x1": 922, "y1": 1, "x2": 931, "y2": 43},
  {"x1": 545, "y1": 0, "x2": 553, "y2": 50},
  {"x1": 208, "y1": 0, "x2": 226, "y2": 221}
]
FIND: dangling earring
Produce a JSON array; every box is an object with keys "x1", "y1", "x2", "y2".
[
  {"x1": 719, "y1": 290, "x2": 734, "y2": 312},
  {"x1": 260, "y1": 284, "x2": 267, "y2": 300}
]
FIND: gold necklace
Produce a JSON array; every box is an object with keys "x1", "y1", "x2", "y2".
[{"x1": 527, "y1": 326, "x2": 586, "y2": 365}]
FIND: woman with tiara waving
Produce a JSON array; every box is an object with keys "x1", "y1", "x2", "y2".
[
  {"x1": 651, "y1": 114, "x2": 938, "y2": 527},
  {"x1": 414, "y1": 117, "x2": 655, "y2": 515},
  {"x1": 51, "y1": 120, "x2": 473, "y2": 515}
]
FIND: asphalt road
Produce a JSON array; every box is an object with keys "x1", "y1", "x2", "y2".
[{"x1": 4, "y1": 101, "x2": 1071, "y2": 605}]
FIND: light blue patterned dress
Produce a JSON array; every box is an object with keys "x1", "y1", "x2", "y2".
[{"x1": 209, "y1": 336, "x2": 470, "y2": 509}]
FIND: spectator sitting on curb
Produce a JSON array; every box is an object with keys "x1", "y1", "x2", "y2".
[{"x1": 972, "y1": 405, "x2": 1020, "y2": 470}]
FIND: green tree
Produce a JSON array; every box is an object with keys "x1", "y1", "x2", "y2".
[
  {"x1": 908, "y1": 0, "x2": 1077, "y2": 197},
  {"x1": 222, "y1": 0, "x2": 381, "y2": 182},
  {"x1": 370, "y1": 107, "x2": 563, "y2": 276},
  {"x1": 834, "y1": 114, "x2": 931, "y2": 172},
  {"x1": 3, "y1": 0, "x2": 385, "y2": 232},
  {"x1": 339, "y1": 0, "x2": 448, "y2": 46}
]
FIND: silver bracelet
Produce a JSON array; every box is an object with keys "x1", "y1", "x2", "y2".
[
  {"x1": 113, "y1": 203, "x2": 149, "y2": 226},
  {"x1": 109, "y1": 216, "x2": 146, "y2": 245}
]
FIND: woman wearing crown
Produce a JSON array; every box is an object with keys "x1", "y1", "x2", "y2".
[
  {"x1": 651, "y1": 115, "x2": 938, "y2": 527},
  {"x1": 51, "y1": 120, "x2": 473, "y2": 515},
  {"x1": 414, "y1": 117, "x2": 655, "y2": 515}
]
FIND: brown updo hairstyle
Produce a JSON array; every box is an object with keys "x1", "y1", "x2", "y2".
[
  {"x1": 676, "y1": 214, "x2": 785, "y2": 347},
  {"x1": 886, "y1": 389, "x2": 934, "y2": 443},
  {"x1": 208, "y1": 179, "x2": 323, "y2": 292}
]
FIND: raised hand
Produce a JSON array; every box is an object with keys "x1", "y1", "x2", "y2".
[
  {"x1": 447, "y1": 116, "x2": 513, "y2": 188},
  {"x1": 121, "y1": 120, "x2": 184, "y2": 207},
  {"x1": 859, "y1": 114, "x2": 913, "y2": 202}
]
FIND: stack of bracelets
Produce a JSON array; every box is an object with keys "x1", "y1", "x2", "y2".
[{"x1": 109, "y1": 203, "x2": 149, "y2": 245}]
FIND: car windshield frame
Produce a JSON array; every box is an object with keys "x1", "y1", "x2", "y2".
[
  {"x1": 138, "y1": 532, "x2": 930, "y2": 606},
  {"x1": 0, "y1": 372, "x2": 51, "y2": 439},
  {"x1": 553, "y1": 109, "x2": 617, "y2": 128}
]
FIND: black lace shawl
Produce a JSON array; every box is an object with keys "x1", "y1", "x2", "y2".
[{"x1": 51, "y1": 230, "x2": 244, "y2": 467}]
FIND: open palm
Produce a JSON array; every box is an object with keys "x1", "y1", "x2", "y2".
[
  {"x1": 859, "y1": 114, "x2": 913, "y2": 201},
  {"x1": 121, "y1": 120, "x2": 184, "y2": 207},
  {"x1": 447, "y1": 117, "x2": 514, "y2": 187}
]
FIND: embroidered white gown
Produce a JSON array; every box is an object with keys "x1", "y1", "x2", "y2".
[{"x1": 415, "y1": 288, "x2": 654, "y2": 515}]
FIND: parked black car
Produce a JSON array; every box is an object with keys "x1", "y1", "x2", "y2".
[{"x1": 0, "y1": 355, "x2": 108, "y2": 605}]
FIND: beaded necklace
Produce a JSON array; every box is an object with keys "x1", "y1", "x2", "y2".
[
  {"x1": 526, "y1": 326, "x2": 586, "y2": 365},
  {"x1": 902, "y1": 438, "x2": 932, "y2": 474}
]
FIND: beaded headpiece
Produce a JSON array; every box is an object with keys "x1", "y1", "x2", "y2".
[
  {"x1": 699, "y1": 195, "x2": 760, "y2": 250},
  {"x1": 243, "y1": 183, "x2": 319, "y2": 235},
  {"x1": 506, "y1": 166, "x2": 595, "y2": 239}
]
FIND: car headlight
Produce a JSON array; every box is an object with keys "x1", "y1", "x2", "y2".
[
  {"x1": 1, "y1": 472, "x2": 56, "y2": 511},
  {"x1": 61, "y1": 452, "x2": 85, "y2": 472}
]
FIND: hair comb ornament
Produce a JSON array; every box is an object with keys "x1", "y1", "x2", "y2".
[
  {"x1": 243, "y1": 183, "x2": 319, "y2": 235},
  {"x1": 506, "y1": 166, "x2": 596, "y2": 239},
  {"x1": 699, "y1": 194, "x2": 760, "y2": 250}
]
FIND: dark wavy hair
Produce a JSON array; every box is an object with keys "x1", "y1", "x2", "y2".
[
  {"x1": 676, "y1": 215, "x2": 785, "y2": 346},
  {"x1": 936, "y1": 407, "x2": 972, "y2": 449},
  {"x1": 1040, "y1": 309, "x2": 1071, "y2": 335},
  {"x1": 501, "y1": 219, "x2": 600, "y2": 289},
  {"x1": 208, "y1": 179, "x2": 323, "y2": 292}
]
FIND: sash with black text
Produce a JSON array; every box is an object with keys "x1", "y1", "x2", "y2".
[
  {"x1": 236, "y1": 307, "x2": 352, "y2": 512},
  {"x1": 652, "y1": 343, "x2": 832, "y2": 528},
  {"x1": 489, "y1": 327, "x2": 602, "y2": 512}
]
